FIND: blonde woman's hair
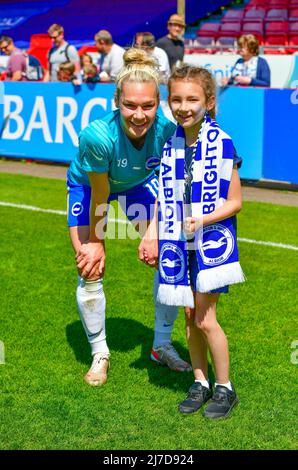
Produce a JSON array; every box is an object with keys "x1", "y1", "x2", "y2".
[{"x1": 115, "y1": 48, "x2": 160, "y2": 103}]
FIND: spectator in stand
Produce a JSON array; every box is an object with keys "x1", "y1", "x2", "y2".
[
  {"x1": 0, "y1": 35, "x2": 27, "y2": 81},
  {"x1": 57, "y1": 61, "x2": 78, "y2": 84},
  {"x1": 82, "y1": 63, "x2": 100, "y2": 83},
  {"x1": 134, "y1": 32, "x2": 170, "y2": 82},
  {"x1": 156, "y1": 13, "x2": 185, "y2": 71},
  {"x1": 80, "y1": 53, "x2": 93, "y2": 69},
  {"x1": 94, "y1": 30, "x2": 124, "y2": 82},
  {"x1": 222, "y1": 34, "x2": 271, "y2": 87},
  {"x1": 44, "y1": 24, "x2": 80, "y2": 84}
]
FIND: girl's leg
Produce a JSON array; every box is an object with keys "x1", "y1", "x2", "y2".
[
  {"x1": 194, "y1": 292, "x2": 229, "y2": 384},
  {"x1": 185, "y1": 306, "x2": 208, "y2": 381}
]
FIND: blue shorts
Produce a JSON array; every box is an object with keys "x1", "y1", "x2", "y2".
[
  {"x1": 67, "y1": 174, "x2": 159, "y2": 227},
  {"x1": 188, "y1": 250, "x2": 229, "y2": 294}
]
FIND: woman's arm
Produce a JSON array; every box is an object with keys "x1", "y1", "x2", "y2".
[{"x1": 138, "y1": 198, "x2": 159, "y2": 267}]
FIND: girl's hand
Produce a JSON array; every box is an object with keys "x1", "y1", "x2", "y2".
[
  {"x1": 184, "y1": 217, "x2": 201, "y2": 235},
  {"x1": 76, "y1": 241, "x2": 105, "y2": 279}
]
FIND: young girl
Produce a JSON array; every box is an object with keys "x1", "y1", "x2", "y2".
[{"x1": 156, "y1": 65, "x2": 245, "y2": 419}]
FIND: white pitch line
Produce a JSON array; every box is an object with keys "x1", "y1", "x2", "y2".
[
  {"x1": 1, "y1": 200, "x2": 298, "y2": 251},
  {"x1": 238, "y1": 237, "x2": 298, "y2": 251}
]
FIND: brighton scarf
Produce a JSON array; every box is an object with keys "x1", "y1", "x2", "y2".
[{"x1": 157, "y1": 113, "x2": 245, "y2": 308}]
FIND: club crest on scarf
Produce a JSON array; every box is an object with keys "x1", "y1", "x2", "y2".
[
  {"x1": 199, "y1": 224, "x2": 234, "y2": 266},
  {"x1": 160, "y1": 242, "x2": 185, "y2": 284}
]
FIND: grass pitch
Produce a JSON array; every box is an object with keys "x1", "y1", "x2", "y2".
[{"x1": 0, "y1": 173, "x2": 297, "y2": 450}]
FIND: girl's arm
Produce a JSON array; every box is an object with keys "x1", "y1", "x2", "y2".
[{"x1": 185, "y1": 168, "x2": 242, "y2": 234}]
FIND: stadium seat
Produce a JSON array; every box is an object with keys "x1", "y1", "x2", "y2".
[
  {"x1": 241, "y1": 22, "x2": 264, "y2": 42},
  {"x1": 27, "y1": 34, "x2": 52, "y2": 70},
  {"x1": 196, "y1": 23, "x2": 220, "y2": 38},
  {"x1": 187, "y1": 36, "x2": 216, "y2": 54},
  {"x1": 268, "y1": 0, "x2": 289, "y2": 8},
  {"x1": 289, "y1": 8, "x2": 298, "y2": 20},
  {"x1": 245, "y1": 0, "x2": 268, "y2": 9},
  {"x1": 265, "y1": 8, "x2": 288, "y2": 21},
  {"x1": 219, "y1": 22, "x2": 242, "y2": 37},
  {"x1": 216, "y1": 36, "x2": 237, "y2": 51},
  {"x1": 221, "y1": 10, "x2": 244, "y2": 23},
  {"x1": 78, "y1": 45, "x2": 98, "y2": 55},
  {"x1": 243, "y1": 8, "x2": 267, "y2": 23},
  {"x1": 289, "y1": 20, "x2": 298, "y2": 31},
  {"x1": 289, "y1": 0, "x2": 298, "y2": 7},
  {"x1": 265, "y1": 21, "x2": 289, "y2": 33}
]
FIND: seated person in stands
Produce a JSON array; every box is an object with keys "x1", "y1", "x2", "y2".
[
  {"x1": 0, "y1": 35, "x2": 27, "y2": 81},
  {"x1": 80, "y1": 53, "x2": 93, "y2": 69},
  {"x1": 134, "y1": 32, "x2": 171, "y2": 83},
  {"x1": 222, "y1": 34, "x2": 270, "y2": 87},
  {"x1": 57, "y1": 61, "x2": 78, "y2": 84},
  {"x1": 82, "y1": 63, "x2": 100, "y2": 83}
]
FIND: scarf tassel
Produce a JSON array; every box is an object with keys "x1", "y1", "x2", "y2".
[
  {"x1": 157, "y1": 284, "x2": 194, "y2": 308},
  {"x1": 196, "y1": 262, "x2": 246, "y2": 293}
]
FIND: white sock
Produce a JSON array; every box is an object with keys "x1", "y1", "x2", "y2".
[
  {"x1": 215, "y1": 381, "x2": 232, "y2": 391},
  {"x1": 195, "y1": 379, "x2": 210, "y2": 389},
  {"x1": 76, "y1": 276, "x2": 109, "y2": 356},
  {"x1": 153, "y1": 272, "x2": 179, "y2": 349}
]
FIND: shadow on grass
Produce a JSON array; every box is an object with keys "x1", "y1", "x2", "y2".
[{"x1": 66, "y1": 317, "x2": 215, "y2": 392}]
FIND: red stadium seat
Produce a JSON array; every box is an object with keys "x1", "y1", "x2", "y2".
[
  {"x1": 267, "y1": 0, "x2": 289, "y2": 8},
  {"x1": 28, "y1": 34, "x2": 52, "y2": 70},
  {"x1": 289, "y1": 8, "x2": 298, "y2": 20},
  {"x1": 265, "y1": 8, "x2": 288, "y2": 21},
  {"x1": 221, "y1": 10, "x2": 244, "y2": 23},
  {"x1": 243, "y1": 8, "x2": 266, "y2": 23},
  {"x1": 196, "y1": 23, "x2": 220, "y2": 38},
  {"x1": 216, "y1": 36, "x2": 237, "y2": 52},
  {"x1": 245, "y1": 0, "x2": 268, "y2": 9},
  {"x1": 241, "y1": 22, "x2": 264, "y2": 42},
  {"x1": 78, "y1": 45, "x2": 98, "y2": 55},
  {"x1": 289, "y1": 0, "x2": 298, "y2": 7},
  {"x1": 265, "y1": 21, "x2": 289, "y2": 33},
  {"x1": 289, "y1": 20, "x2": 298, "y2": 31},
  {"x1": 219, "y1": 22, "x2": 242, "y2": 37}
]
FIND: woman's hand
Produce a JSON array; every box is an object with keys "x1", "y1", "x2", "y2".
[
  {"x1": 234, "y1": 76, "x2": 252, "y2": 85},
  {"x1": 76, "y1": 241, "x2": 105, "y2": 279},
  {"x1": 138, "y1": 237, "x2": 158, "y2": 268}
]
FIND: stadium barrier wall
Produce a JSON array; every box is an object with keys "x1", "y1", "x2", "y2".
[
  {"x1": 0, "y1": 82, "x2": 297, "y2": 184},
  {"x1": 185, "y1": 54, "x2": 298, "y2": 89}
]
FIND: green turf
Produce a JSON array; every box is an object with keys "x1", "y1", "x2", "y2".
[{"x1": 0, "y1": 173, "x2": 297, "y2": 450}]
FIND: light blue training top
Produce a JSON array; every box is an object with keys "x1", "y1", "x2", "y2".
[{"x1": 67, "y1": 109, "x2": 176, "y2": 194}]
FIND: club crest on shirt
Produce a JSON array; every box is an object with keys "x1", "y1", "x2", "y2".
[
  {"x1": 160, "y1": 243, "x2": 185, "y2": 284},
  {"x1": 71, "y1": 202, "x2": 84, "y2": 217},
  {"x1": 145, "y1": 156, "x2": 160, "y2": 170},
  {"x1": 199, "y1": 224, "x2": 234, "y2": 266}
]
